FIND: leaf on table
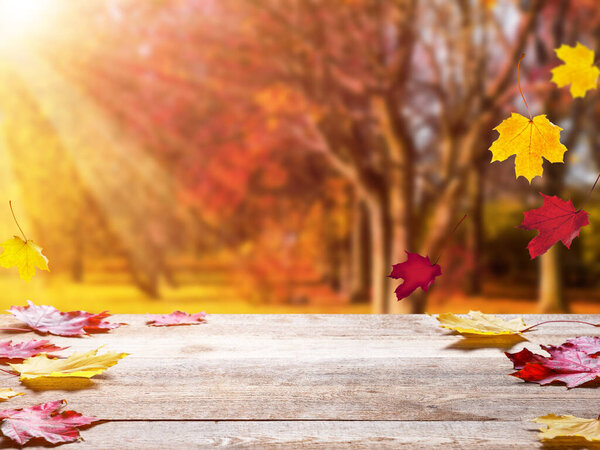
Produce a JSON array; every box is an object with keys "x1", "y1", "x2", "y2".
[
  {"x1": 9, "y1": 348, "x2": 129, "y2": 380},
  {"x1": 0, "y1": 237, "x2": 49, "y2": 281},
  {"x1": 0, "y1": 389, "x2": 23, "y2": 401},
  {"x1": 389, "y1": 251, "x2": 441, "y2": 301},
  {"x1": 534, "y1": 414, "x2": 600, "y2": 442},
  {"x1": 147, "y1": 310, "x2": 207, "y2": 327},
  {"x1": 551, "y1": 42, "x2": 600, "y2": 98},
  {"x1": 489, "y1": 113, "x2": 567, "y2": 183},
  {"x1": 518, "y1": 193, "x2": 589, "y2": 259},
  {"x1": 8, "y1": 300, "x2": 124, "y2": 336},
  {"x1": 506, "y1": 338, "x2": 600, "y2": 388},
  {"x1": 542, "y1": 336, "x2": 600, "y2": 357},
  {"x1": 434, "y1": 311, "x2": 526, "y2": 335},
  {"x1": 0, "y1": 339, "x2": 67, "y2": 361},
  {"x1": 0, "y1": 400, "x2": 96, "y2": 445}
]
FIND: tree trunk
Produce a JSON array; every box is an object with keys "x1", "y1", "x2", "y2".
[
  {"x1": 538, "y1": 245, "x2": 568, "y2": 313},
  {"x1": 349, "y1": 198, "x2": 370, "y2": 303},
  {"x1": 466, "y1": 164, "x2": 484, "y2": 295},
  {"x1": 71, "y1": 222, "x2": 84, "y2": 283},
  {"x1": 535, "y1": 0, "x2": 570, "y2": 314},
  {"x1": 366, "y1": 198, "x2": 391, "y2": 313},
  {"x1": 388, "y1": 197, "x2": 412, "y2": 314}
]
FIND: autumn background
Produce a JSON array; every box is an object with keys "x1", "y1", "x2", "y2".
[{"x1": 0, "y1": 0, "x2": 598, "y2": 314}]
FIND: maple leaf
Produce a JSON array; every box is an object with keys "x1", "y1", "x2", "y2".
[
  {"x1": 9, "y1": 347, "x2": 129, "y2": 380},
  {"x1": 506, "y1": 338, "x2": 600, "y2": 388},
  {"x1": 534, "y1": 414, "x2": 600, "y2": 442},
  {"x1": 489, "y1": 113, "x2": 567, "y2": 183},
  {"x1": 388, "y1": 251, "x2": 441, "y2": 301},
  {"x1": 0, "y1": 339, "x2": 67, "y2": 361},
  {"x1": 551, "y1": 42, "x2": 600, "y2": 98},
  {"x1": 543, "y1": 336, "x2": 600, "y2": 356},
  {"x1": 147, "y1": 310, "x2": 207, "y2": 327},
  {"x1": 0, "y1": 237, "x2": 49, "y2": 281},
  {"x1": 8, "y1": 300, "x2": 124, "y2": 336},
  {"x1": 0, "y1": 400, "x2": 96, "y2": 445},
  {"x1": 0, "y1": 389, "x2": 23, "y2": 401},
  {"x1": 434, "y1": 311, "x2": 526, "y2": 335},
  {"x1": 518, "y1": 193, "x2": 589, "y2": 259}
]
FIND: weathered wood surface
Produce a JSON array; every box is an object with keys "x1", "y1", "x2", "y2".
[{"x1": 0, "y1": 314, "x2": 599, "y2": 448}]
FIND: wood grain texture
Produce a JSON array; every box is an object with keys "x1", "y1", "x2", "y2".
[{"x1": 0, "y1": 314, "x2": 597, "y2": 448}]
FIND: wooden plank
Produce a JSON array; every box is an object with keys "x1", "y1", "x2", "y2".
[
  {"x1": 0, "y1": 420, "x2": 550, "y2": 449},
  {"x1": 0, "y1": 314, "x2": 596, "y2": 448},
  {"x1": 0, "y1": 315, "x2": 595, "y2": 422}
]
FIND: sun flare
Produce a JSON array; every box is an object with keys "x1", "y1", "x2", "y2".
[{"x1": 0, "y1": 0, "x2": 54, "y2": 45}]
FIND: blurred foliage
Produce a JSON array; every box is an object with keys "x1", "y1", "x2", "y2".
[{"x1": 0, "y1": 0, "x2": 596, "y2": 313}]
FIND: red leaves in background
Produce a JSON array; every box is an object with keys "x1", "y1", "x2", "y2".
[
  {"x1": 8, "y1": 300, "x2": 124, "y2": 337},
  {"x1": 506, "y1": 336, "x2": 600, "y2": 388},
  {"x1": 519, "y1": 193, "x2": 589, "y2": 259},
  {"x1": 0, "y1": 340, "x2": 67, "y2": 361},
  {"x1": 389, "y1": 252, "x2": 442, "y2": 301},
  {"x1": 0, "y1": 400, "x2": 96, "y2": 445},
  {"x1": 147, "y1": 311, "x2": 207, "y2": 327}
]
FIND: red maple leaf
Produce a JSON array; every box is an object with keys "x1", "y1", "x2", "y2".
[
  {"x1": 0, "y1": 400, "x2": 96, "y2": 445},
  {"x1": 506, "y1": 337, "x2": 600, "y2": 388},
  {"x1": 543, "y1": 336, "x2": 600, "y2": 356},
  {"x1": 389, "y1": 251, "x2": 442, "y2": 301},
  {"x1": 518, "y1": 193, "x2": 589, "y2": 259},
  {"x1": 8, "y1": 300, "x2": 124, "y2": 337},
  {"x1": 146, "y1": 310, "x2": 207, "y2": 327},
  {"x1": 0, "y1": 340, "x2": 67, "y2": 361}
]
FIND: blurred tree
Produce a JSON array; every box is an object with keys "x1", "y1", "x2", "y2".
[
  {"x1": 191, "y1": 0, "x2": 546, "y2": 312},
  {"x1": 532, "y1": 0, "x2": 600, "y2": 312},
  {"x1": 26, "y1": 0, "x2": 600, "y2": 312}
]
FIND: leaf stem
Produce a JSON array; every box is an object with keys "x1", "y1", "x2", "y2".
[
  {"x1": 433, "y1": 214, "x2": 467, "y2": 265},
  {"x1": 521, "y1": 319, "x2": 600, "y2": 333},
  {"x1": 0, "y1": 327, "x2": 31, "y2": 332},
  {"x1": 517, "y1": 53, "x2": 532, "y2": 120},
  {"x1": 580, "y1": 173, "x2": 600, "y2": 210},
  {"x1": 8, "y1": 201, "x2": 27, "y2": 241}
]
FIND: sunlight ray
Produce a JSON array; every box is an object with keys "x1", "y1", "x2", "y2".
[
  {"x1": 3, "y1": 47, "x2": 189, "y2": 267},
  {"x1": 0, "y1": 121, "x2": 30, "y2": 239}
]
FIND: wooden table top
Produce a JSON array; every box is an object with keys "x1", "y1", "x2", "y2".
[{"x1": 1, "y1": 313, "x2": 599, "y2": 449}]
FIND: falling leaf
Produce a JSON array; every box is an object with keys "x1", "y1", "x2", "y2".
[
  {"x1": 534, "y1": 414, "x2": 600, "y2": 442},
  {"x1": 0, "y1": 400, "x2": 96, "y2": 445},
  {"x1": 0, "y1": 237, "x2": 49, "y2": 281},
  {"x1": 0, "y1": 340, "x2": 67, "y2": 361},
  {"x1": 434, "y1": 311, "x2": 526, "y2": 335},
  {"x1": 8, "y1": 300, "x2": 124, "y2": 337},
  {"x1": 147, "y1": 311, "x2": 207, "y2": 327},
  {"x1": 388, "y1": 251, "x2": 441, "y2": 301},
  {"x1": 506, "y1": 338, "x2": 600, "y2": 388},
  {"x1": 551, "y1": 42, "x2": 600, "y2": 98},
  {"x1": 518, "y1": 193, "x2": 589, "y2": 259},
  {"x1": 9, "y1": 348, "x2": 129, "y2": 380},
  {"x1": 0, "y1": 389, "x2": 23, "y2": 401},
  {"x1": 489, "y1": 113, "x2": 567, "y2": 183}
]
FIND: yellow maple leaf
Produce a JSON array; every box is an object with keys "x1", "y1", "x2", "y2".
[
  {"x1": 489, "y1": 113, "x2": 567, "y2": 183},
  {"x1": 9, "y1": 348, "x2": 128, "y2": 380},
  {"x1": 0, "y1": 388, "x2": 23, "y2": 401},
  {"x1": 433, "y1": 311, "x2": 526, "y2": 335},
  {"x1": 551, "y1": 42, "x2": 600, "y2": 98},
  {"x1": 0, "y1": 236, "x2": 49, "y2": 281},
  {"x1": 534, "y1": 414, "x2": 600, "y2": 441}
]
